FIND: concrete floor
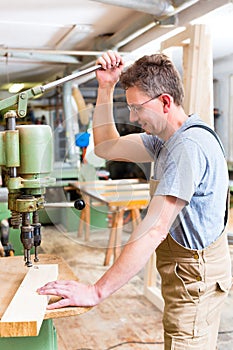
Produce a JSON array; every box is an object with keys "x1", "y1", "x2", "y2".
[{"x1": 39, "y1": 212, "x2": 233, "y2": 350}]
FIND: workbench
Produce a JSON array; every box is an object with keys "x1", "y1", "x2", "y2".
[
  {"x1": 0, "y1": 254, "x2": 90, "y2": 350},
  {"x1": 69, "y1": 179, "x2": 150, "y2": 265}
]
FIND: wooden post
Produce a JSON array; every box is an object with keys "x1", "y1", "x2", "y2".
[
  {"x1": 144, "y1": 252, "x2": 164, "y2": 312},
  {"x1": 161, "y1": 24, "x2": 214, "y2": 127}
]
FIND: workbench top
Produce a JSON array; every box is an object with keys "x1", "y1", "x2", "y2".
[
  {"x1": 0, "y1": 254, "x2": 90, "y2": 321},
  {"x1": 69, "y1": 180, "x2": 150, "y2": 208}
]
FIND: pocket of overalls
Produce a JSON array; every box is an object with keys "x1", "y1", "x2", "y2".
[
  {"x1": 206, "y1": 278, "x2": 232, "y2": 325},
  {"x1": 217, "y1": 278, "x2": 232, "y2": 293},
  {"x1": 174, "y1": 262, "x2": 207, "y2": 302}
]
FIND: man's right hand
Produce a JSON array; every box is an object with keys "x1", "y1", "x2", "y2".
[{"x1": 96, "y1": 50, "x2": 124, "y2": 88}]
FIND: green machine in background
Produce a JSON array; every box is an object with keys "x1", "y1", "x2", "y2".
[{"x1": 0, "y1": 65, "x2": 101, "y2": 350}]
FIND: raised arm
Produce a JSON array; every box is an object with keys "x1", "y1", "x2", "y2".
[{"x1": 93, "y1": 51, "x2": 152, "y2": 163}]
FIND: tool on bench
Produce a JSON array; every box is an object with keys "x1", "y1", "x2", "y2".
[{"x1": 0, "y1": 64, "x2": 101, "y2": 266}]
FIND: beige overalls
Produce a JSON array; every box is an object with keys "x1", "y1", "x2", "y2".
[{"x1": 150, "y1": 178, "x2": 232, "y2": 350}]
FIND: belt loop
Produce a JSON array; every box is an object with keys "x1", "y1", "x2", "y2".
[{"x1": 201, "y1": 248, "x2": 207, "y2": 263}]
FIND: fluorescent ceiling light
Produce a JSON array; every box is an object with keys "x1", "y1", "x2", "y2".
[{"x1": 9, "y1": 83, "x2": 25, "y2": 93}]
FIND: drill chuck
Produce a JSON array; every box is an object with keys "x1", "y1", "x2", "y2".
[
  {"x1": 21, "y1": 227, "x2": 34, "y2": 249},
  {"x1": 20, "y1": 225, "x2": 34, "y2": 267}
]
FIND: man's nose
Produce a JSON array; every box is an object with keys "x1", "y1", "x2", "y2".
[{"x1": 129, "y1": 111, "x2": 138, "y2": 123}]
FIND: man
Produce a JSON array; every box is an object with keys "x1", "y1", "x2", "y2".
[{"x1": 38, "y1": 51, "x2": 232, "y2": 349}]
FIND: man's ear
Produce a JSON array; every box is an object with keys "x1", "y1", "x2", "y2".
[{"x1": 160, "y1": 94, "x2": 172, "y2": 113}]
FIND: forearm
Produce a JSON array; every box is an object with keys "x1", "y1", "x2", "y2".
[
  {"x1": 94, "y1": 195, "x2": 185, "y2": 303},
  {"x1": 94, "y1": 221, "x2": 165, "y2": 303},
  {"x1": 93, "y1": 86, "x2": 120, "y2": 158}
]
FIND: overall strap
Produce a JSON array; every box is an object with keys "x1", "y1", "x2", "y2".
[
  {"x1": 185, "y1": 124, "x2": 228, "y2": 227},
  {"x1": 185, "y1": 124, "x2": 225, "y2": 156}
]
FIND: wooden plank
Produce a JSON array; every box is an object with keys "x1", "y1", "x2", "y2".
[
  {"x1": 183, "y1": 44, "x2": 190, "y2": 111},
  {"x1": 107, "y1": 199, "x2": 149, "y2": 208},
  {"x1": 0, "y1": 255, "x2": 91, "y2": 324},
  {"x1": 160, "y1": 26, "x2": 191, "y2": 51},
  {"x1": 79, "y1": 189, "x2": 150, "y2": 207},
  {"x1": 80, "y1": 183, "x2": 150, "y2": 192},
  {"x1": 69, "y1": 179, "x2": 140, "y2": 189},
  {"x1": 161, "y1": 24, "x2": 214, "y2": 126},
  {"x1": 144, "y1": 286, "x2": 164, "y2": 312},
  {"x1": 101, "y1": 189, "x2": 149, "y2": 198},
  {"x1": 191, "y1": 25, "x2": 213, "y2": 125},
  {"x1": 185, "y1": 25, "x2": 203, "y2": 117},
  {"x1": 0, "y1": 264, "x2": 58, "y2": 337}
]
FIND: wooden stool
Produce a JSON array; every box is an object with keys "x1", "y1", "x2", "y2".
[
  {"x1": 77, "y1": 194, "x2": 91, "y2": 241},
  {"x1": 104, "y1": 207, "x2": 142, "y2": 266}
]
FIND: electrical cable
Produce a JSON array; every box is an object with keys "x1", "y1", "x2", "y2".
[
  {"x1": 218, "y1": 330, "x2": 233, "y2": 334},
  {"x1": 76, "y1": 340, "x2": 164, "y2": 350},
  {"x1": 75, "y1": 331, "x2": 233, "y2": 350},
  {"x1": 106, "y1": 340, "x2": 164, "y2": 349}
]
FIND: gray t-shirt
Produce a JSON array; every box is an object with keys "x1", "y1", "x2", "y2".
[{"x1": 141, "y1": 114, "x2": 228, "y2": 249}]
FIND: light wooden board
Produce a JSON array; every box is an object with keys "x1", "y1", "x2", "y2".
[
  {"x1": 160, "y1": 24, "x2": 213, "y2": 126},
  {"x1": 69, "y1": 179, "x2": 140, "y2": 188},
  {"x1": 0, "y1": 264, "x2": 58, "y2": 337},
  {"x1": 0, "y1": 254, "x2": 91, "y2": 338}
]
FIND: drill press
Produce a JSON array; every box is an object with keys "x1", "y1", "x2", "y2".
[
  {"x1": 0, "y1": 64, "x2": 101, "y2": 266},
  {"x1": 0, "y1": 111, "x2": 54, "y2": 266}
]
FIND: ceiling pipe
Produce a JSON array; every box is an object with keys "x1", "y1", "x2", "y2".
[
  {"x1": 91, "y1": 0, "x2": 174, "y2": 16},
  {"x1": 121, "y1": 0, "x2": 229, "y2": 52},
  {"x1": 93, "y1": 13, "x2": 158, "y2": 51},
  {"x1": 0, "y1": 51, "x2": 80, "y2": 65},
  {"x1": 92, "y1": 0, "x2": 198, "y2": 51},
  {"x1": 0, "y1": 48, "x2": 128, "y2": 57},
  {"x1": 91, "y1": 0, "x2": 198, "y2": 16}
]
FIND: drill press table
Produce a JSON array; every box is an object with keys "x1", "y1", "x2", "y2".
[{"x1": 0, "y1": 254, "x2": 90, "y2": 349}]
